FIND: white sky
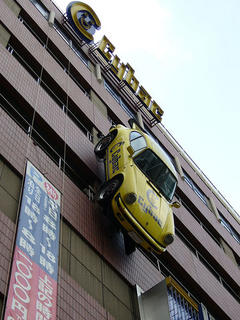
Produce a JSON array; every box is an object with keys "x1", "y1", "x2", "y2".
[{"x1": 54, "y1": 0, "x2": 240, "y2": 215}]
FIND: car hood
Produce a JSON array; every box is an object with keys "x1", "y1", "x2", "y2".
[{"x1": 123, "y1": 165, "x2": 174, "y2": 243}]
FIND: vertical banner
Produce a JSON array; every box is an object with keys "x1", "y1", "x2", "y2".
[{"x1": 4, "y1": 161, "x2": 61, "y2": 320}]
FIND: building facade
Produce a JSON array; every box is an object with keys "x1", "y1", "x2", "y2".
[{"x1": 0, "y1": 0, "x2": 239, "y2": 319}]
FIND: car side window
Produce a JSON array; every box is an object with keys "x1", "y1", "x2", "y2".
[{"x1": 130, "y1": 131, "x2": 147, "y2": 152}]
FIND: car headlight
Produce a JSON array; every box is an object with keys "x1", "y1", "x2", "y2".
[
  {"x1": 125, "y1": 192, "x2": 137, "y2": 204},
  {"x1": 164, "y1": 234, "x2": 174, "y2": 245}
]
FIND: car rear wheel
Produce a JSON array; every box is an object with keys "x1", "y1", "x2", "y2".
[
  {"x1": 94, "y1": 131, "x2": 116, "y2": 159},
  {"x1": 95, "y1": 177, "x2": 121, "y2": 204}
]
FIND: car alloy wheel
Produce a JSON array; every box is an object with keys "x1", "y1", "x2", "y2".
[
  {"x1": 94, "y1": 131, "x2": 116, "y2": 159},
  {"x1": 95, "y1": 177, "x2": 121, "y2": 203}
]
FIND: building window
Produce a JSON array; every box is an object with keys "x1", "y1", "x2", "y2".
[
  {"x1": 0, "y1": 86, "x2": 95, "y2": 200},
  {"x1": 104, "y1": 80, "x2": 136, "y2": 119},
  {"x1": 175, "y1": 226, "x2": 240, "y2": 303},
  {"x1": 219, "y1": 213, "x2": 240, "y2": 244},
  {"x1": 18, "y1": 12, "x2": 47, "y2": 47},
  {"x1": 167, "y1": 284, "x2": 199, "y2": 320},
  {"x1": 183, "y1": 171, "x2": 208, "y2": 205},
  {"x1": 174, "y1": 192, "x2": 221, "y2": 247},
  {"x1": 60, "y1": 221, "x2": 137, "y2": 320},
  {"x1": 0, "y1": 294, "x2": 3, "y2": 319},
  {"x1": 18, "y1": 12, "x2": 91, "y2": 99},
  {"x1": 29, "y1": 0, "x2": 49, "y2": 19},
  {"x1": 5, "y1": 35, "x2": 93, "y2": 142},
  {"x1": 53, "y1": 22, "x2": 70, "y2": 45},
  {"x1": 0, "y1": 158, "x2": 22, "y2": 222},
  {"x1": 70, "y1": 41, "x2": 89, "y2": 67},
  {"x1": 53, "y1": 22, "x2": 89, "y2": 67},
  {"x1": 28, "y1": 0, "x2": 90, "y2": 68}
]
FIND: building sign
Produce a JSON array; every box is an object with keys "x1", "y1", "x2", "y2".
[
  {"x1": 66, "y1": 1, "x2": 101, "y2": 44},
  {"x1": 97, "y1": 35, "x2": 164, "y2": 123},
  {"x1": 4, "y1": 161, "x2": 61, "y2": 320},
  {"x1": 65, "y1": 2, "x2": 163, "y2": 123}
]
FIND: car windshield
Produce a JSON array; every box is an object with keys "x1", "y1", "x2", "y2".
[{"x1": 134, "y1": 149, "x2": 177, "y2": 201}]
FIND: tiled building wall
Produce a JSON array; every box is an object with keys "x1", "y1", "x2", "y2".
[
  {"x1": 176, "y1": 204, "x2": 240, "y2": 281},
  {"x1": 1, "y1": 0, "x2": 240, "y2": 319},
  {"x1": 0, "y1": 108, "x2": 163, "y2": 318},
  {"x1": 168, "y1": 235, "x2": 240, "y2": 319}
]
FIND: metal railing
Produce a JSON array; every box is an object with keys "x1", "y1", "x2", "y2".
[
  {"x1": 18, "y1": 15, "x2": 90, "y2": 98},
  {"x1": 175, "y1": 227, "x2": 240, "y2": 303},
  {"x1": 6, "y1": 43, "x2": 93, "y2": 142},
  {"x1": 0, "y1": 93, "x2": 94, "y2": 200},
  {"x1": 175, "y1": 193, "x2": 221, "y2": 247}
]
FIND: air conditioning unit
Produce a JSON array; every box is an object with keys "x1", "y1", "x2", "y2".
[{"x1": 48, "y1": 10, "x2": 55, "y2": 27}]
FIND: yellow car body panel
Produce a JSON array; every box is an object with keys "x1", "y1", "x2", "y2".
[{"x1": 102, "y1": 124, "x2": 178, "y2": 254}]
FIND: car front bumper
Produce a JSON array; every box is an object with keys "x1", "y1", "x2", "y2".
[{"x1": 113, "y1": 193, "x2": 166, "y2": 254}]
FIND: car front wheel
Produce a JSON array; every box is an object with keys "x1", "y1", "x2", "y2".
[
  {"x1": 94, "y1": 131, "x2": 116, "y2": 159},
  {"x1": 95, "y1": 177, "x2": 121, "y2": 204}
]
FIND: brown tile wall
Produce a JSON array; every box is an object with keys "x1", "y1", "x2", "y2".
[
  {"x1": 176, "y1": 176, "x2": 240, "y2": 258},
  {"x1": 176, "y1": 204, "x2": 240, "y2": 283},
  {"x1": 10, "y1": 0, "x2": 131, "y2": 129},
  {"x1": 1, "y1": 1, "x2": 240, "y2": 319},
  {"x1": 0, "y1": 210, "x2": 15, "y2": 295},
  {"x1": 57, "y1": 270, "x2": 112, "y2": 320},
  {"x1": 0, "y1": 109, "x2": 162, "y2": 311},
  {"x1": 0, "y1": 45, "x2": 98, "y2": 175},
  {"x1": 169, "y1": 236, "x2": 240, "y2": 319},
  {"x1": 1, "y1": 106, "x2": 239, "y2": 318}
]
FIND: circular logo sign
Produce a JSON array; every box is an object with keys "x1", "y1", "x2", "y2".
[
  {"x1": 147, "y1": 189, "x2": 158, "y2": 209},
  {"x1": 66, "y1": 2, "x2": 101, "y2": 44}
]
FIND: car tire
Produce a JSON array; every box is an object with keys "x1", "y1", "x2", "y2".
[
  {"x1": 95, "y1": 177, "x2": 121, "y2": 204},
  {"x1": 94, "y1": 131, "x2": 116, "y2": 159}
]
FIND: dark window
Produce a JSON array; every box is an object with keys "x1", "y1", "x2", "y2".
[
  {"x1": 18, "y1": 13, "x2": 90, "y2": 96},
  {"x1": 29, "y1": 0, "x2": 49, "y2": 19},
  {"x1": 6, "y1": 35, "x2": 93, "y2": 142},
  {"x1": 0, "y1": 295, "x2": 3, "y2": 320},
  {"x1": 104, "y1": 81, "x2": 136, "y2": 119},
  {"x1": 0, "y1": 80, "x2": 95, "y2": 199},
  {"x1": 175, "y1": 191, "x2": 221, "y2": 247},
  {"x1": 0, "y1": 157, "x2": 22, "y2": 222},
  {"x1": 183, "y1": 171, "x2": 208, "y2": 205},
  {"x1": 18, "y1": 13, "x2": 47, "y2": 46},
  {"x1": 167, "y1": 285, "x2": 199, "y2": 320},
  {"x1": 53, "y1": 21, "x2": 89, "y2": 67},
  {"x1": 134, "y1": 149, "x2": 177, "y2": 201},
  {"x1": 219, "y1": 213, "x2": 240, "y2": 244},
  {"x1": 175, "y1": 225, "x2": 240, "y2": 304}
]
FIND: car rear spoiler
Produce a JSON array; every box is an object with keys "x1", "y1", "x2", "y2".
[{"x1": 128, "y1": 118, "x2": 147, "y2": 134}]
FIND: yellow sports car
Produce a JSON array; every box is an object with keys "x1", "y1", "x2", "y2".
[{"x1": 94, "y1": 120, "x2": 180, "y2": 254}]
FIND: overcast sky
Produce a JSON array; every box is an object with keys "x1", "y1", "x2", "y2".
[{"x1": 54, "y1": 0, "x2": 240, "y2": 215}]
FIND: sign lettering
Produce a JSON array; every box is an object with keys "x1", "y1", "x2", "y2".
[
  {"x1": 4, "y1": 162, "x2": 61, "y2": 320},
  {"x1": 98, "y1": 35, "x2": 164, "y2": 122}
]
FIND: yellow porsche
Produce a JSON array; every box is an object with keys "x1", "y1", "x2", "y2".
[{"x1": 94, "y1": 120, "x2": 180, "y2": 254}]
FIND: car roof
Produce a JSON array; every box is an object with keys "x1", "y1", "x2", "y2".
[{"x1": 114, "y1": 124, "x2": 178, "y2": 180}]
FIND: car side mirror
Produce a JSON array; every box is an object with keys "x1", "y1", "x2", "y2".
[
  {"x1": 171, "y1": 201, "x2": 181, "y2": 208},
  {"x1": 127, "y1": 146, "x2": 134, "y2": 157}
]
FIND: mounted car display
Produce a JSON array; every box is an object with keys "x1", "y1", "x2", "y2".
[{"x1": 94, "y1": 119, "x2": 180, "y2": 254}]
